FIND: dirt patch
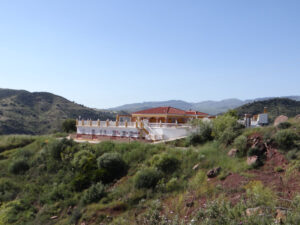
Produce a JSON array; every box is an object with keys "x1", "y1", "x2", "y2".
[
  {"x1": 220, "y1": 173, "x2": 248, "y2": 190},
  {"x1": 250, "y1": 148, "x2": 300, "y2": 200}
]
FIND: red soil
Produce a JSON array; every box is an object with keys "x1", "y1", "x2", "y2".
[{"x1": 164, "y1": 145, "x2": 300, "y2": 221}]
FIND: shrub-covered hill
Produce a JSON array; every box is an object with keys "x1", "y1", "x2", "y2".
[
  {"x1": 235, "y1": 98, "x2": 300, "y2": 122},
  {"x1": 0, "y1": 116, "x2": 300, "y2": 225},
  {"x1": 0, "y1": 88, "x2": 115, "y2": 135}
]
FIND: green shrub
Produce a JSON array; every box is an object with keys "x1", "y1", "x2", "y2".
[
  {"x1": 9, "y1": 159, "x2": 30, "y2": 174},
  {"x1": 213, "y1": 114, "x2": 242, "y2": 137},
  {"x1": 247, "y1": 147, "x2": 262, "y2": 157},
  {"x1": 47, "y1": 138, "x2": 74, "y2": 160},
  {"x1": 49, "y1": 183, "x2": 72, "y2": 202},
  {"x1": 81, "y1": 182, "x2": 106, "y2": 204},
  {"x1": 213, "y1": 114, "x2": 244, "y2": 145},
  {"x1": 278, "y1": 121, "x2": 292, "y2": 129},
  {"x1": 0, "y1": 179, "x2": 20, "y2": 202},
  {"x1": 166, "y1": 178, "x2": 182, "y2": 192},
  {"x1": 233, "y1": 135, "x2": 248, "y2": 157},
  {"x1": 97, "y1": 153, "x2": 127, "y2": 181},
  {"x1": 153, "y1": 154, "x2": 180, "y2": 174},
  {"x1": 72, "y1": 150, "x2": 96, "y2": 171},
  {"x1": 188, "y1": 120, "x2": 213, "y2": 145},
  {"x1": 219, "y1": 127, "x2": 240, "y2": 146},
  {"x1": 62, "y1": 118, "x2": 76, "y2": 133},
  {"x1": 70, "y1": 207, "x2": 82, "y2": 224},
  {"x1": 134, "y1": 168, "x2": 161, "y2": 189},
  {"x1": 245, "y1": 180, "x2": 276, "y2": 207},
  {"x1": 15, "y1": 149, "x2": 34, "y2": 160},
  {"x1": 94, "y1": 141, "x2": 115, "y2": 157},
  {"x1": 274, "y1": 129, "x2": 299, "y2": 150},
  {"x1": 287, "y1": 149, "x2": 300, "y2": 161}
]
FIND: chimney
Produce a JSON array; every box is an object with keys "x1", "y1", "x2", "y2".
[{"x1": 264, "y1": 107, "x2": 268, "y2": 114}]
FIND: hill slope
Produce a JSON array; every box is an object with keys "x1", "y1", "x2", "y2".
[
  {"x1": 0, "y1": 89, "x2": 115, "y2": 135},
  {"x1": 235, "y1": 98, "x2": 300, "y2": 122},
  {"x1": 0, "y1": 117, "x2": 300, "y2": 224}
]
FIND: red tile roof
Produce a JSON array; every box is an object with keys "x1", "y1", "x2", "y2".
[
  {"x1": 132, "y1": 107, "x2": 210, "y2": 116},
  {"x1": 133, "y1": 107, "x2": 186, "y2": 115},
  {"x1": 185, "y1": 110, "x2": 209, "y2": 116}
]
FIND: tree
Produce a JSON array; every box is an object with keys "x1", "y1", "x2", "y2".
[{"x1": 62, "y1": 119, "x2": 76, "y2": 133}]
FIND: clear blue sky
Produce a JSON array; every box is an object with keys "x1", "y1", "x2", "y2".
[{"x1": 0, "y1": 0, "x2": 299, "y2": 108}]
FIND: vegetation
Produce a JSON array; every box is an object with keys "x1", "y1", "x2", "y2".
[
  {"x1": 212, "y1": 111, "x2": 244, "y2": 145},
  {"x1": 0, "y1": 113, "x2": 299, "y2": 224},
  {"x1": 134, "y1": 168, "x2": 161, "y2": 189},
  {"x1": 187, "y1": 120, "x2": 213, "y2": 145},
  {"x1": 81, "y1": 182, "x2": 106, "y2": 204},
  {"x1": 274, "y1": 129, "x2": 299, "y2": 150},
  {"x1": 62, "y1": 119, "x2": 77, "y2": 133}
]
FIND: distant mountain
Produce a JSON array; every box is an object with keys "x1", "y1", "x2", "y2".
[
  {"x1": 109, "y1": 96, "x2": 300, "y2": 115},
  {"x1": 0, "y1": 89, "x2": 115, "y2": 135},
  {"x1": 235, "y1": 98, "x2": 300, "y2": 122},
  {"x1": 192, "y1": 98, "x2": 245, "y2": 115},
  {"x1": 109, "y1": 100, "x2": 194, "y2": 112}
]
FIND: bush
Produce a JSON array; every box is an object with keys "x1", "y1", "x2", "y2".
[
  {"x1": 81, "y1": 182, "x2": 106, "y2": 204},
  {"x1": 153, "y1": 154, "x2": 180, "y2": 174},
  {"x1": 94, "y1": 141, "x2": 115, "y2": 157},
  {"x1": 62, "y1": 119, "x2": 77, "y2": 133},
  {"x1": 0, "y1": 179, "x2": 20, "y2": 202},
  {"x1": 274, "y1": 129, "x2": 299, "y2": 150},
  {"x1": 219, "y1": 126, "x2": 242, "y2": 146},
  {"x1": 188, "y1": 120, "x2": 213, "y2": 145},
  {"x1": 233, "y1": 135, "x2": 248, "y2": 157},
  {"x1": 277, "y1": 121, "x2": 292, "y2": 129},
  {"x1": 213, "y1": 115, "x2": 244, "y2": 145},
  {"x1": 72, "y1": 150, "x2": 96, "y2": 171},
  {"x1": 97, "y1": 153, "x2": 127, "y2": 181},
  {"x1": 287, "y1": 149, "x2": 300, "y2": 161},
  {"x1": 134, "y1": 168, "x2": 161, "y2": 189},
  {"x1": 245, "y1": 180, "x2": 276, "y2": 207},
  {"x1": 247, "y1": 147, "x2": 266, "y2": 168},
  {"x1": 49, "y1": 183, "x2": 72, "y2": 201},
  {"x1": 166, "y1": 178, "x2": 182, "y2": 192},
  {"x1": 9, "y1": 159, "x2": 30, "y2": 174},
  {"x1": 70, "y1": 208, "x2": 82, "y2": 224},
  {"x1": 47, "y1": 138, "x2": 74, "y2": 160},
  {"x1": 247, "y1": 147, "x2": 262, "y2": 157}
]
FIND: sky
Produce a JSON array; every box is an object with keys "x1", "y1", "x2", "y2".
[{"x1": 0, "y1": 0, "x2": 299, "y2": 109}]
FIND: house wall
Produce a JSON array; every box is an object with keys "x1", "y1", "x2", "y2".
[
  {"x1": 257, "y1": 113, "x2": 268, "y2": 125},
  {"x1": 151, "y1": 127, "x2": 192, "y2": 140},
  {"x1": 77, "y1": 126, "x2": 140, "y2": 138}
]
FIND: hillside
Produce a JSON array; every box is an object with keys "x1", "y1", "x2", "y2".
[
  {"x1": 109, "y1": 96, "x2": 300, "y2": 115},
  {"x1": 0, "y1": 116, "x2": 300, "y2": 224},
  {"x1": 0, "y1": 89, "x2": 115, "y2": 135},
  {"x1": 235, "y1": 98, "x2": 300, "y2": 122}
]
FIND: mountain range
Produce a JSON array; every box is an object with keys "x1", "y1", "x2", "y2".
[{"x1": 109, "y1": 96, "x2": 300, "y2": 115}]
